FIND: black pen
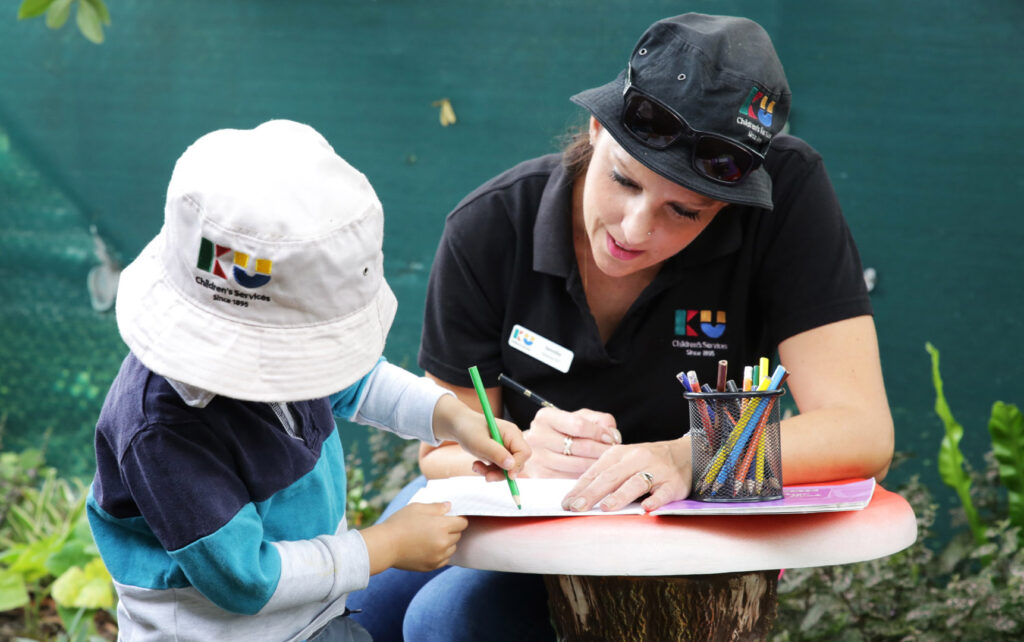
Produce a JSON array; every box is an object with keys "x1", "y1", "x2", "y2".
[{"x1": 497, "y1": 373, "x2": 557, "y2": 409}]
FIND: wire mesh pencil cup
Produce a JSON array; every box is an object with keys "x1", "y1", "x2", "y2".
[{"x1": 684, "y1": 389, "x2": 785, "y2": 502}]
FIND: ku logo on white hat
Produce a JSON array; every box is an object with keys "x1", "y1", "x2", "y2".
[
  {"x1": 115, "y1": 119, "x2": 398, "y2": 402},
  {"x1": 197, "y1": 238, "x2": 272, "y2": 289}
]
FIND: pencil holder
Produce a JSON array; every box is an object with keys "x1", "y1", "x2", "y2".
[{"x1": 684, "y1": 390, "x2": 785, "y2": 502}]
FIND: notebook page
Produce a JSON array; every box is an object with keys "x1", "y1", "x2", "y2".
[{"x1": 410, "y1": 476, "x2": 645, "y2": 517}]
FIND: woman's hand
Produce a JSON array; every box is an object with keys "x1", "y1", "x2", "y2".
[
  {"x1": 517, "y1": 407, "x2": 622, "y2": 479},
  {"x1": 560, "y1": 436, "x2": 692, "y2": 512}
]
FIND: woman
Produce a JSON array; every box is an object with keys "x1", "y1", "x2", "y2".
[{"x1": 349, "y1": 13, "x2": 894, "y2": 641}]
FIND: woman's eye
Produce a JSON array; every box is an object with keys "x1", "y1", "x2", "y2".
[
  {"x1": 610, "y1": 169, "x2": 701, "y2": 221},
  {"x1": 670, "y1": 205, "x2": 701, "y2": 221},
  {"x1": 609, "y1": 170, "x2": 639, "y2": 190}
]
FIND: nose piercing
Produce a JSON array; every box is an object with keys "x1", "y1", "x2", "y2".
[{"x1": 647, "y1": 231, "x2": 652, "y2": 237}]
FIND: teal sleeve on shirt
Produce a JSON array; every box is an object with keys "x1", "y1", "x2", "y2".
[{"x1": 329, "y1": 358, "x2": 384, "y2": 421}]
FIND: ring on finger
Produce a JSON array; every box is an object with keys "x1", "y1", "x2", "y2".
[
  {"x1": 563, "y1": 436, "x2": 574, "y2": 457},
  {"x1": 637, "y1": 471, "x2": 654, "y2": 495}
]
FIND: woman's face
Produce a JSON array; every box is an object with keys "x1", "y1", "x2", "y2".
[{"x1": 580, "y1": 117, "x2": 728, "y2": 279}]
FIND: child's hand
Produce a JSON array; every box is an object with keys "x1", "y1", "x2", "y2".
[
  {"x1": 432, "y1": 395, "x2": 531, "y2": 482},
  {"x1": 362, "y1": 502, "x2": 468, "y2": 574}
]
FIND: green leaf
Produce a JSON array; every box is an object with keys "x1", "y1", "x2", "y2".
[
  {"x1": 6, "y1": 534, "x2": 64, "y2": 582},
  {"x1": 45, "y1": 0, "x2": 74, "y2": 29},
  {"x1": 17, "y1": 448, "x2": 46, "y2": 472},
  {"x1": 56, "y1": 604, "x2": 95, "y2": 641},
  {"x1": 6, "y1": 504, "x2": 40, "y2": 540},
  {"x1": 17, "y1": 0, "x2": 57, "y2": 20},
  {"x1": 75, "y1": 0, "x2": 104, "y2": 44},
  {"x1": 937, "y1": 531, "x2": 975, "y2": 574},
  {"x1": 46, "y1": 538, "x2": 90, "y2": 577},
  {"x1": 799, "y1": 600, "x2": 828, "y2": 632},
  {"x1": 989, "y1": 401, "x2": 1024, "y2": 528},
  {"x1": 85, "y1": 0, "x2": 110, "y2": 25},
  {"x1": 927, "y1": 342, "x2": 986, "y2": 545},
  {"x1": 52, "y1": 558, "x2": 114, "y2": 608},
  {"x1": 0, "y1": 569, "x2": 30, "y2": 611}
]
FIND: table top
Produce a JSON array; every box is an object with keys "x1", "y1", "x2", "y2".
[{"x1": 451, "y1": 483, "x2": 917, "y2": 576}]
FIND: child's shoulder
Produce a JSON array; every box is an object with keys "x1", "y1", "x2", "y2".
[{"x1": 96, "y1": 353, "x2": 201, "y2": 449}]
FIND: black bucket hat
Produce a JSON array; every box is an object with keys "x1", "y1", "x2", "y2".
[{"x1": 571, "y1": 13, "x2": 791, "y2": 210}]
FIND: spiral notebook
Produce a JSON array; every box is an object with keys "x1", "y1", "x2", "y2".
[{"x1": 409, "y1": 476, "x2": 875, "y2": 517}]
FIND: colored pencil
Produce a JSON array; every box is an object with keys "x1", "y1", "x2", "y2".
[{"x1": 468, "y1": 366, "x2": 521, "y2": 509}]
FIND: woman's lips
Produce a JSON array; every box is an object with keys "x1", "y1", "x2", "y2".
[{"x1": 605, "y1": 232, "x2": 643, "y2": 261}]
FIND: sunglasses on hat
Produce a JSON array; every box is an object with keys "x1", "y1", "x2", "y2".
[{"x1": 621, "y1": 67, "x2": 764, "y2": 185}]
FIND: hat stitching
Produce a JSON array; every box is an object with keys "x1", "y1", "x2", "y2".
[
  {"x1": 162, "y1": 260, "x2": 390, "y2": 334},
  {"x1": 573, "y1": 81, "x2": 773, "y2": 209},
  {"x1": 179, "y1": 193, "x2": 383, "y2": 245},
  {"x1": 156, "y1": 214, "x2": 386, "y2": 333},
  {"x1": 636, "y1": 34, "x2": 790, "y2": 100}
]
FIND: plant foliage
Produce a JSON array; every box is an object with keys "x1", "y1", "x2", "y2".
[
  {"x1": 773, "y1": 344, "x2": 1023, "y2": 640},
  {"x1": 345, "y1": 428, "x2": 421, "y2": 527},
  {"x1": 926, "y1": 342, "x2": 986, "y2": 545},
  {"x1": 988, "y1": 401, "x2": 1024, "y2": 529},
  {"x1": 17, "y1": 0, "x2": 110, "y2": 44},
  {"x1": 0, "y1": 441, "x2": 114, "y2": 641}
]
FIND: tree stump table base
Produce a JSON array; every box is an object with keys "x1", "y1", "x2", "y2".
[{"x1": 543, "y1": 571, "x2": 778, "y2": 642}]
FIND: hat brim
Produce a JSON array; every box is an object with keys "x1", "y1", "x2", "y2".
[
  {"x1": 116, "y1": 235, "x2": 398, "y2": 403},
  {"x1": 571, "y1": 73, "x2": 775, "y2": 210}
]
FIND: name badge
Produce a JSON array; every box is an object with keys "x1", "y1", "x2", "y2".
[{"x1": 508, "y1": 324, "x2": 574, "y2": 373}]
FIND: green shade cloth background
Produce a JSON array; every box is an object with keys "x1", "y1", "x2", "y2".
[{"x1": 1, "y1": 1, "x2": 1022, "y2": 527}]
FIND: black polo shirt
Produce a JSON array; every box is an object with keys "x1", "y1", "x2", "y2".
[{"x1": 418, "y1": 135, "x2": 870, "y2": 444}]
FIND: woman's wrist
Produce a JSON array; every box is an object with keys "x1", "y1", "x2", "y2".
[
  {"x1": 668, "y1": 435, "x2": 693, "y2": 495},
  {"x1": 670, "y1": 434, "x2": 692, "y2": 469}
]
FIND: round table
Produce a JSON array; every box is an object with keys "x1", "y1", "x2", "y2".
[{"x1": 451, "y1": 484, "x2": 917, "y2": 641}]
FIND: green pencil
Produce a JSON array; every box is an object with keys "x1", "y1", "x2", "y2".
[{"x1": 468, "y1": 366, "x2": 522, "y2": 509}]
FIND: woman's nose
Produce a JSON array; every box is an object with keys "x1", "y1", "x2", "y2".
[{"x1": 620, "y1": 205, "x2": 655, "y2": 244}]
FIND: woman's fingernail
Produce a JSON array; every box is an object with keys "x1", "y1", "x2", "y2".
[
  {"x1": 503, "y1": 457, "x2": 515, "y2": 469},
  {"x1": 601, "y1": 433, "x2": 614, "y2": 444},
  {"x1": 611, "y1": 429, "x2": 622, "y2": 444},
  {"x1": 570, "y1": 497, "x2": 587, "y2": 512}
]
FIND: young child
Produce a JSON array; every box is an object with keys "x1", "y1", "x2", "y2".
[{"x1": 86, "y1": 120, "x2": 530, "y2": 642}]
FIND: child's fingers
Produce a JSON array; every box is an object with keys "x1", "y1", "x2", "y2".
[
  {"x1": 447, "y1": 515, "x2": 469, "y2": 533},
  {"x1": 470, "y1": 438, "x2": 517, "y2": 471},
  {"x1": 472, "y1": 460, "x2": 515, "y2": 482},
  {"x1": 437, "y1": 543, "x2": 458, "y2": 567},
  {"x1": 467, "y1": 418, "x2": 529, "y2": 471},
  {"x1": 413, "y1": 501, "x2": 452, "y2": 515},
  {"x1": 497, "y1": 420, "x2": 532, "y2": 470}
]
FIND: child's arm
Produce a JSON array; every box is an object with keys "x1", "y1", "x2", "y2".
[
  {"x1": 430, "y1": 393, "x2": 531, "y2": 482},
  {"x1": 359, "y1": 502, "x2": 468, "y2": 574},
  {"x1": 337, "y1": 361, "x2": 530, "y2": 479}
]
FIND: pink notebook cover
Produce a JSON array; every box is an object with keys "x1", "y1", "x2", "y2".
[{"x1": 652, "y1": 478, "x2": 875, "y2": 515}]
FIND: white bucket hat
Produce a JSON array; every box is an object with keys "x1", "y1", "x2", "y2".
[{"x1": 115, "y1": 119, "x2": 397, "y2": 402}]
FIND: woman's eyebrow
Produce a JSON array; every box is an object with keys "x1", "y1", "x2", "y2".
[{"x1": 611, "y1": 148, "x2": 720, "y2": 210}]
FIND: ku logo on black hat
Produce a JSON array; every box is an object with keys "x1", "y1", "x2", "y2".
[{"x1": 571, "y1": 13, "x2": 791, "y2": 210}]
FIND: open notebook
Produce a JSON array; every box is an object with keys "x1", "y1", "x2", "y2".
[{"x1": 409, "y1": 476, "x2": 876, "y2": 517}]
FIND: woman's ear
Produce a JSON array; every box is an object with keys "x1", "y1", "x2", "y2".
[{"x1": 588, "y1": 115, "x2": 602, "y2": 146}]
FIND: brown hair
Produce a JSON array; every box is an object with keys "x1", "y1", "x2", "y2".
[{"x1": 560, "y1": 122, "x2": 593, "y2": 180}]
